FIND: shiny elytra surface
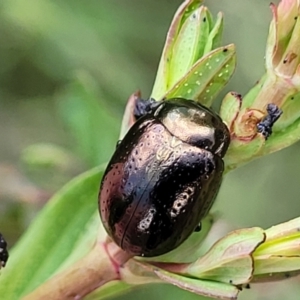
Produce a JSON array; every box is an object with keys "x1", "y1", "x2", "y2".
[{"x1": 99, "y1": 99, "x2": 229, "y2": 257}]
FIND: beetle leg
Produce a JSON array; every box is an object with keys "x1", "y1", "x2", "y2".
[
  {"x1": 194, "y1": 223, "x2": 201, "y2": 232},
  {"x1": 0, "y1": 233, "x2": 9, "y2": 267},
  {"x1": 134, "y1": 98, "x2": 161, "y2": 120},
  {"x1": 236, "y1": 283, "x2": 251, "y2": 291},
  {"x1": 116, "y1": 140, "x2": 122, "y2": 148}
]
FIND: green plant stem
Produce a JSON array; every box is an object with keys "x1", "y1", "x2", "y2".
[{"x1": 22, "y1": 240, "x2": 132, "y2": 300}]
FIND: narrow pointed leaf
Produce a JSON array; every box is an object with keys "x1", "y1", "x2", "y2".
[
  {"x1": 0, "y1": 166, "x2": 104, "y2": 299},
  {"x1": 186, "y1": 227, "x2": 265, "y2": 285},
  {"x1": 204, "y1": 12, "x2": 224, "y2": 54},
  {"x1": 151, "y1": 0, "x2": 203, "y2": 100},
  {"x1": 154, "y1": 268, "x2": 239, "y2": 300},
  {"x1": 85, "y1": 281, "x2": 134, "y2": 300},
  {"x1": 58, "y1": 72, "x2": 119, "y2": 166},
  {"x1": 164, "y1": 45, "x2": 236, "y2": 107},
  {"x1": 219, "y1": 92, "x2": 241, "y2": 129},
  {"x1": 259, "y1": 116, "x2": 300, "y2": 156},
  {"x1": 273, "y1": 91, "x2": 300, "y2": 130},
  {"x1": 263, "y1": 217, "x2": 300, "y2": 241},
  {"x1": 252, "y1": 217, "x2": 300, "y2": 282},
  {"x1": 168, "y1": 6, "x2": 210, "y2": 87},
  {"x1": 254, "y1": 255, "x2": 300, "y2": 279}
]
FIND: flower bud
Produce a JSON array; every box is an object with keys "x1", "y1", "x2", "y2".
[{"x1": 221, "y1": 0, "x2": 300, "y2": 170}]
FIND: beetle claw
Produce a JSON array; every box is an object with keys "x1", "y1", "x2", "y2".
[{"x1": 194, "y1": 224, "x2": 202, "y2": 232}]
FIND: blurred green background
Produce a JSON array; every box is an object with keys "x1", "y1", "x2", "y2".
[{"x1": 1, "y1": 0, "x2": 300, "y2": 299}]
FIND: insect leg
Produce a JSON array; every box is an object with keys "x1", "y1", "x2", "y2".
[
  {"x1": 134, "y1": 98, "x2": 160, "y2": 120},
  {"x1": 194, "y1": 223, "x2": 202, "y2": 232}
]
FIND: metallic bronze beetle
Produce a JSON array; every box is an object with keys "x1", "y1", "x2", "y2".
[{"x1": 99, "y1": 98, "x2": 230, "y2": 257}]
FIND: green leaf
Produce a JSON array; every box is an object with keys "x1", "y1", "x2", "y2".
[
  {"x1": 164, "y1": 45, "x2": 236, "y2": 107},
  {"x1": 0, "y1": 166, "x2": 104, "y2": 299},
  {"x1": 186, "y1": 227, "x2": 265, "y2": 285},
  {"x1": 86, "y1": 281, "x2": 134, "y2": 300},
  {"x1": 58, "y1": 72, "x2": 120, "y2": 166},
  {"x1": 224, "y1": 136, "x2": 265, "y2": 172},
  {"x1": 259, "y1": 115, "x2": 300, "y2": 157},
  {"x1": 151, "y1": 0, "x2": 204, "y2": 100},
  {"x1": 154, "y1": 268, "x2": 239, "y2": 300},
  {"x1": 204, "y1": 12, "x2": 224, "y2": 54},
  {"x1": 168, "y1": 6, "x2": 211, "y2": 88},
  {"x1": 274, "y1": 91, "x2": 300, "y2": 130},
  {"x1": 254, "y1": 256, "x2": 300, "y2": 280},
  {"x1": 263, "y1": 217, "x2": 300, "y2": 242},
  {"x1": 219, "y1": 91, "x2": 241, "y2": 129},
  {"x1": 253, "y1": 217, "x2": 300, "y2": 281},
  {"x1": 151, "y1": 1, "x2": 229, "y2": 102},
  {"x1": 20, "y1": 143, "x2": 84, "y2": 191},
  {"x1": 179, "y1": 0, "x2": 203, "y2": 29}
]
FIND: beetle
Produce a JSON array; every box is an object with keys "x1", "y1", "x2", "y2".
[
  {"x1": 99, "y1": 98, "x2": 230, "y2": 257},
  {"x1": 257, "y1": 103, "x2": 282, "y2": 140},
  {"x1": 0, "y1": 233, "x2": 9, "y2": 267}
]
